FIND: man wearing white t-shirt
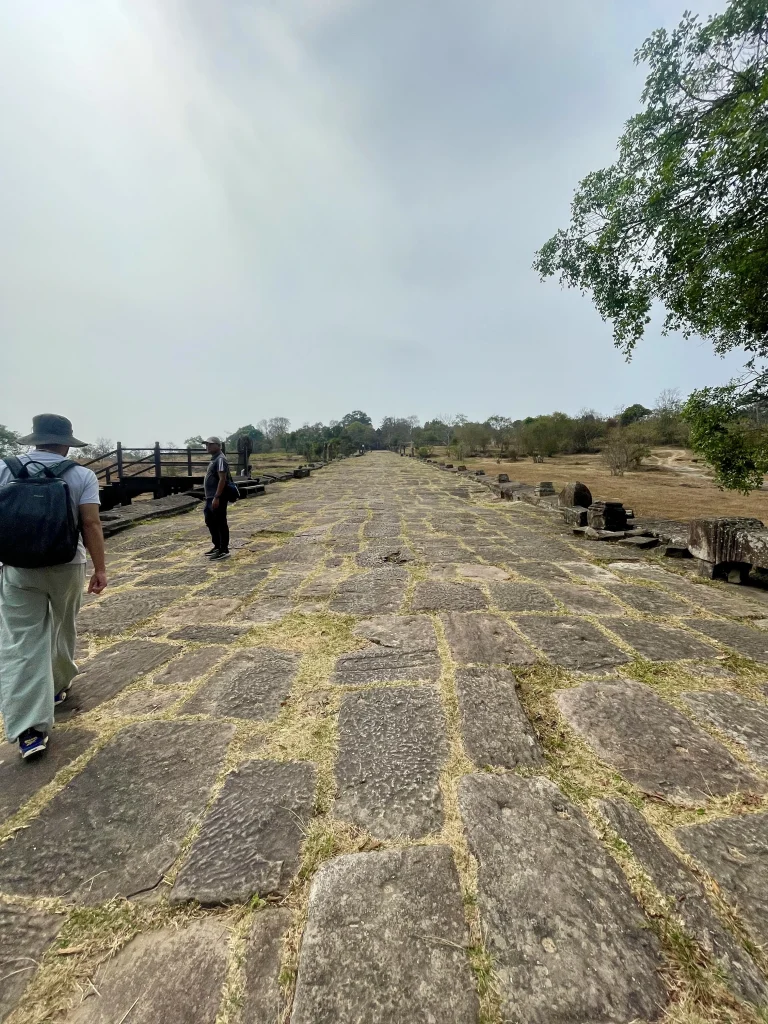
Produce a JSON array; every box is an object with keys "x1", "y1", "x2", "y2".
[{"x1": 0, "y1": 414, "x2": 108, "y2": 759}]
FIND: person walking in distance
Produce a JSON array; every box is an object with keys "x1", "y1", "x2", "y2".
[
  {"x1": 203, "y1": 436, "x2": 231, "y2": 561},
  {"x1": 0, "y1": 414, "x2": 107, "y2": 759}
]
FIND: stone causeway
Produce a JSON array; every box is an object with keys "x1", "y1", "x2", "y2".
[{"x1": 1, "y1": 452, "x2": 767, "y2": 1023}]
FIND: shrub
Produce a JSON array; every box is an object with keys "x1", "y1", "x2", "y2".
[{"x1": 601, "y1": 432, "x2": 651, "y2": 475}]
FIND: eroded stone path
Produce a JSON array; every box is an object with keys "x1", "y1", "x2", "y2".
[{"x1": 2, "y1": 453, "x2": 768, "y2": 1023}]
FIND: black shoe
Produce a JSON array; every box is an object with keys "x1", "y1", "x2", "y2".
[
  {"x1": 210, "y1": 550, "x2": 231, "y2": 560},
  {"x1": 205, "y1": 548, "x2": 220, "y2": 558},
  {"x1": 19, "y1": 729, "x2": 49, "y2": 759}
]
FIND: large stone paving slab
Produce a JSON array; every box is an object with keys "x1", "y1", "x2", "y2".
[
  {"x1": 441, "y1": 612, "x2": 535, "y2": 665},
  {"x1": 684, "y1": 618, "x2": 768, "y2": 662},
  {"x1": 0, "y1": 905, "x2": 63, "y2": 1021},
  {"x1": 0, "y1": 729, "x2": 95, "y2": 821},
  {"x1": 65, "y1": 641, "x2": 176, "y2": 715},
  {"x1": 512, "y1": 616, "x2": 629, "y2": 672},
  {"x1": 290, "y1": 846, "x2": 478, "y2": 1024},
  {"x1": 77, "y1": 589, "x2": 183, "y2": 635},
  {"x1": 335, "y1": 686, "x2": 446, "y2": 838},
  {"x1": 546, "y1": 582, "x2": 626, "y2": 616},
  {"x1": 171, "y1": 760, "x2": 316, "y2": 904},
  {"x1": 603, "y1": 619, "x2": 718, "y2": 661},
  {"x1": 202, "y1": 568, "x2": 269, "y2": 597},
  {"x1": 603, "y1": 583, "x2": 688, "y2": 616},
  {"x1": 181, "y1": 649, "x2": 300, "y2": 720},
  {"x1": 333, "y1": 615, "x2": 440, "y2": 684},
  {"x1": 243, "y1": 910, "x2": 292, "y2": 1024},
  {"x1": 329, "y1": 568, "x2": 408, "y2": 615},
  {"x1": 158, "y1": 597, "x2": 242, "y2": 627},
  {"x1": 676, "y1": 812, "x2": 768, "y2": 947},
  {"x1": 488, "y1": 581, "x2": 558, "y2": 611},
  {"x1": 682, "y1": 691, "x2": 768, "y2": 768},
  {"x1": 411, "y1": 580, "x2": 487, "y2": 611},
  {"x1": 598, "y1": 798, "x2": 768, "y2": 1006},
  {"x1": 153, "y1": 646, "x2": 227, "y2": 685},
  {"x1": 63, "y1": 920, "x2": 230, "y2": 1023},
  {"x1": 136, "y1": 566, "x2": 212, "y2": 587},
  {"x1": 455, "y1": 667, "x2": 543, "y2": 768},
  {"x1": 0, "y1": 721, "x2": 233, "y2": 903},
  {"x1": 557, "y1": 680, "x2": 765, "y2": 804},
  {"x1": 458, "y1": 774, "x2": 666, "y2": 1024}
]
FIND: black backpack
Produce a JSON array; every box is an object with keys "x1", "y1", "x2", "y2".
[{"x1": 0, "y1": 457, "x2": 80, "y2": 568}]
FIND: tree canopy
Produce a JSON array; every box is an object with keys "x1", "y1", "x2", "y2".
[{"x1": 534, "y1": 0, "x2": 768, "y2": 488}]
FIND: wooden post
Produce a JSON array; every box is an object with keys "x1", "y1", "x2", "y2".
[
  {"x1": 187, "y1": 447, "x2": 192, "y2": 476},
  {"x1": 105, "y1": 466, "x2": 111, "y2": 485},
  {"x1": 154, "y1": 442, "x2": 162, "y2": 479},
  {"x1": 116, "y1": 441, "x2": 123, "y2": 481}
]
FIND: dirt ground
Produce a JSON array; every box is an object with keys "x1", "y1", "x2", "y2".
[{"x1": 438, "y1": 447, "x2": 768, "y2": 522}]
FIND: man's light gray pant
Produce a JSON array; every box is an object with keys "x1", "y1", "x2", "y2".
[{"x1": 0, "y1": 563, "x2": 84, "y2": 742}]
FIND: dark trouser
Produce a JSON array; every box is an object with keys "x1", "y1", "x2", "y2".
[{"x1": 204, "y1": 496, "x2": 229, "y2": 552}]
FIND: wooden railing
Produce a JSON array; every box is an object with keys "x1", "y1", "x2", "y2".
[{"x1": 80, "y1": 443, "x2": 234, "y2": 485}]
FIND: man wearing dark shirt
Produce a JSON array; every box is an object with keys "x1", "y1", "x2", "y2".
[{"x1": 203, "y1": 436, "x2": 230, "y2": 560}]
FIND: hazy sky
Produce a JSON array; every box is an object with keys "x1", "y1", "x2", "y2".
[{"x1": 0, "y1": 0, "x2": 744, "y2": 444}]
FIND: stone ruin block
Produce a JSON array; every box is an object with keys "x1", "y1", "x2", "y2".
[
  {"x1": 561, "y1": 506, "x2": 588, "y2": 527},
  {"x1": 588, "y1": 501, "x2": 628, "y2": 532},
  {"x1": 457, "y1": 465, "x2": 467, "y2": 472},
  {"x1": 475, "y1": 469, "x2": 485, "y2": 476},
  {"x1": 534, "y1": 481, "x2": 555, "y2": 496},
  {"x1": 558, "y1": 481, "x2": 592, "y2": 508},
  {"x1": 688, "y1": 517, "x2": 768, "y2": 582},
  {"x1": 445, "y1": 463, "x2": 453, "y2": 469},
  {"x1": 498, "y1": 473, "x2": 509, "y2": 483}
]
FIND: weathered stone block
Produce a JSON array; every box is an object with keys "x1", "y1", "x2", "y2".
[
  {"x1": 243, "y1": 911, "x2": 292, "y2": 1024},
  {"x1": 455, "y1": 667, "x2": 543, "y2": 767},
  {"x1": 171, "y1": 761, "x2": 316, "y2": 904},
  {"x1": 0, "y1": 722, "x2": 233, "y2": 903},
  {"x1": 489, "y1": 582, "x2": 558, "y2": 611},
  {"x1": 181, "y1": 649, "x2": 300, "y2": 719},
  {"x1": 599, "y1": 798, "x2": 768, "y2": 1006},
  {"x1": 334, "y1": 686, "x2": 446, "y2": 838},
  {"x1": 333, "y1": 615, "x2": 440, "y2": 684},
  {"x1": 558, "y1": 480, "x2": 592, "y2": 508},
  {"x1": 688, "y1": 517, "x2": 768, "y2": 579},
  {"x1": 329, "y1": 568, "x2": 408, "y2": 615},
  {"x1": 290, "y1": 847, "x2": 478, "y2": 1024},
  {"x1": 66, "y1": 641, "x2": 176, "y2": 714},
  {"x1": 459, "y1": 774, "x2": 666, "y2": 1024},
  {"x1": 682, "y1": 691, "x2": 768, "y2": 767},
  {"x1": 684, "y1": 618, "x2": 768, "y2": 662},
  {"x1": 441, "y1": 612, "x2": 535, "y2": 665},
  {"x1": 557, "y1": 679, "x2": 764, "y2": 804},
  {"x1": 154, "y1": 646, "x2": 227, "y2": 685},
  {"x1": 676, "y1": 812, "x2": 768, "y2": 947},
  {"x1": 0, "y1": 729, "x2": 95, "y2": 821},
  {"x1": 77, "y1": 589, "x2": 184, "y2": 636},
  {"x1": 411, "y1": 581, "x2": 487, "y2": 611},
  {"x1": 560, "y1": 505, "x2": 588, "y2": 526},
  {"x1": 604, "y1": 619, "x2": 718, "y2": 660},
  {"x1": 512, "y1": 616, "x2": 629, "y2": 671}
]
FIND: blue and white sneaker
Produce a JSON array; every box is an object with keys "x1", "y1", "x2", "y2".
[
  {"x1": 19, "y1": 729, "x2": 49, "y2": 759},
  {"x1": 54, "y1": 687, "x2": 70, "y2": 707}
]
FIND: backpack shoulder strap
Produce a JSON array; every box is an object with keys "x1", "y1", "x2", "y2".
[
  {"x1": 45, "y1": 459, "x2": 76, "y2": 478},
  {"x1": 2, "y1": 456, "x2": 30, "y2": 478}
]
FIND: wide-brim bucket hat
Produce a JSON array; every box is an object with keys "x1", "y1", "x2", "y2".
[{"x1": 19, "y1": 414, "x2": 87, "y2": 447}]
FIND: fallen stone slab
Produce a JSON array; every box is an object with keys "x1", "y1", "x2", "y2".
[
  {"x1": 683, "y1": 618, "x2": 768, "y2": 662},
  {"x1": 546, "y1": 582, "x2": 626, "y2": 616},
  {"x1": 243, "y1": 910, "x2": 292, "y2": 1024},
  {"x1": 334, "y1": 686, "x2": 446, "y2": 838},
  {"x1": 64, "y1": 640, "x2": 176, "y2": 715},
  {"x1": 181, "y1": 649, "x2": 300, "y2": 720},
  {"x1": 458, "y1": 774, "x2": 666, "y2": 1024},
  {"x1": 329, "y1": 568, "x2": 408, "y2": 615},
  {"x1": 0, "y1": 905, "x2": 63, "y2": 1021},
  {"x1": 557, "y1": 679, "x2": 765, "y2": 804},
  {"x1": 598, "y1": 798, "x2": 768, "y2": 1006},
  {"x1": 290, "y1": 846, "x2": 478, "y2": 1024},
  {"x1": 489, "y1": 581, "x2": 558, "y2": 611},
  {"x1": 604, "y1": 619, "x2": 718, "y2": 661},
  {"x1": 688, "y1": 517, "x2": 768, "y2": 582},
  {"x1": 333, "y1": 615, "x2": 440, "y2": 684},
  {"x1": 172, "y1": 761, "x2": 315, "y2": 904},
  {"x1": 0, "y1": 721, "x2": 233, "y2": 903},
  {"x1": 441, "y1": 612, "x2": 535, "y2": 665},
  {"x1": 154, "y1": 646, "x2": 227, "y2": 685},
  {"x1": 0, "y1": 729, "x2": 95, "y2": 821},
  {"x1": 676, "y1": 812, "x2": 768, "y2": 948},
  {"x1": 682, "y1": 691, "x2": 768, "y2": 768},
  {"x1": 77, "y1": 589, "x2": 184, "y2": 636},
  {"x1": 512, "y1": 616, "x2": 629, "y2": 672},
  {"x1": 455, "y1": 667, "x2": 543, "y2": 768},
  {"x1": 62, "y1": 920, "x2": 230, "y2": 1023},
  {"x1": 411, "y1": 580, "x2": 487, "y2": 611}
]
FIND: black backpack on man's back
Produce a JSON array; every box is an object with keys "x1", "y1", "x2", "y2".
[{"x1": 0, "y1": 457, "x2": 80, "y2": 568}]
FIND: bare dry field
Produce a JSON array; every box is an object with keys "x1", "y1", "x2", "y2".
[{"x1": 438, "y1": 447, "x2": 768, "y2": 521}]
